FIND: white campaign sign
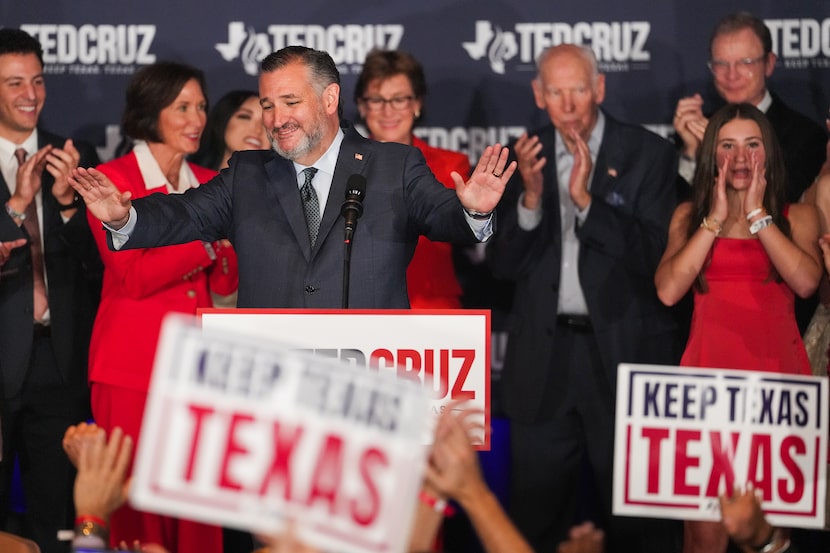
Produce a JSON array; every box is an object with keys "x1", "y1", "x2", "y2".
[
  {"x1": 613, "y1": 363, "x2": 829, "y2": 528},
  {"x1": 131, "y1": 315, "x2": 429, "y2": 553},
  {"x1": 200, "y1": 308, "x2": 491, "y2": 449}
]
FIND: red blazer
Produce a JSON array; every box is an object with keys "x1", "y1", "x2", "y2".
[
  {"x1": 407, "y1": 136, "x2": 470, "y2": 308},
  {"x1": 86, "y1": 153, "x2": 237, "y2": 392}
]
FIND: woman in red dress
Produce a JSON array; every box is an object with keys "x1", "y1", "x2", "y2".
[{"x1": 655, "y1": 103, "x2": 823, "y2": 553}]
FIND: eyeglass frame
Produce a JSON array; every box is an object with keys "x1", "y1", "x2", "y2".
[
  {"x1": 706, "y1": 55, "x2": 767, "y2": 76},
  {"x1": 359, "y1": 95, "x2": 416, "y2": 111}
]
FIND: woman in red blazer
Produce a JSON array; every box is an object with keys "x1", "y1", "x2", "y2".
[
  {"x1": 354, "y1": 49, "x2": 470, "y2": 308},
  {"x1": 86, "y1": 62, "x2": 236, "y2": 553}
]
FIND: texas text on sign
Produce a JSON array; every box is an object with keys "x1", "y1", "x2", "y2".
[
  {"x1": 613, "y1": 363, "x2": 828, "y2": 528},
  {"x1": 130, "y1": 315, "x2": 430, "y2": 553}
]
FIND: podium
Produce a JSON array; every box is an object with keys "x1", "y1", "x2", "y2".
[{"x1": 199, "y1": 308, "x2": 492, "y2": 449}]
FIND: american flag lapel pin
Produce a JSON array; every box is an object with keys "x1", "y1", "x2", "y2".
[
  {"x1": 607, "y1": 167, "x2": 618, "y2": 178},
  {"x1": 355, "y1": 153, "x2": 363, "y2": 161}
]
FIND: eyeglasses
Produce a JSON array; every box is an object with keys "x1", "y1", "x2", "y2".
[
  {"x1": 707, "y1": 56, "x2": 766, "y2": 77},
  {"x1": 360, "y1": 95, "x2": 415, "y2": 111}
]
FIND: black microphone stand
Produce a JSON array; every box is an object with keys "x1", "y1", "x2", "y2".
[
  {"x1": 341, "y1": 175, "x2": 366, "y2": 308},
  {"x1": 342, "y1": 230, "x2": 354, "y2": 308}
]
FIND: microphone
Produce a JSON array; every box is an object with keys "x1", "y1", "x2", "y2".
[
  {"x1": 341, "y1": 174, "x2": 366, "y2": 243},
  {"x1": 341, "y1": 174, "x2": 366, "y2": 308}
]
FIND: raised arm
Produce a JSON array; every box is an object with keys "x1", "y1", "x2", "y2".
[
  {"x1": 760, "y1": 202, "x2": 822, "y2": 298},
  {"x1": 673, "y1": 94, "x2": 707, "y2": 161},
  {"x1": 453, "y1": 143, "x2": 517, "y2": 214},
  {"x1": 655, "y1": 156, "x2": 728, "y2": 306},
  {"x1": 744, "y1": 154, "x2": 822, "y2": 298},
  {"x1": 655, "y1": 202, "x2": 709, "y2": 306},
  {"x1": 70, "y1": 166, "x2": 133, "y2": 229},
  {"x1": 423, "y1": 406, "x2": 533, "y2": 553}
]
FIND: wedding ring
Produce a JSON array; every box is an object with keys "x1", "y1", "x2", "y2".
[{"x1": 492, "y1": 170, "x2": 502, "y2": 178}]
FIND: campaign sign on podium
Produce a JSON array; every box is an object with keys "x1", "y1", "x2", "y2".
[
  {"x1": 130, "y1": 315, "x2": 430, "y2": 553},
  {"x1": 199, "y1": 308, "x2": 491, "y2": 449},
  {"x1": 613, "y1": 364, "x2": 829, "y2": 528}
]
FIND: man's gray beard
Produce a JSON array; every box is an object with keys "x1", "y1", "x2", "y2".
[{"x1": 268, "y1": 118, "x2": 325, "y2": 161}]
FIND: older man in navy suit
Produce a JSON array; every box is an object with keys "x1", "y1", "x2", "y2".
[
  {"x1": 69, "y1": 45, "x2": 514, "y2": 310},
  {"x1": 488, "y1": 44, "x2": 680, "y2": 553}
]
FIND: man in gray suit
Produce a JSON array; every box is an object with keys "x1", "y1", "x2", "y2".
[
  {"x1": 488, "y1": 44, "x2": 680, "y2": 553},
  {"x1": 70, "y1": 46, "x2": 513, "y2": 309}
]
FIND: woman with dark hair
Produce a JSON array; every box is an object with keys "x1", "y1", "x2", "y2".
[
  {"x1": 85, "y1": 61, "x2": 235, "y2": 553},
  {"x1": 655, "y1": 103, "x2": 822, "y2": 553},
  {"x1": 191, "y1": 89, "x2": 268, "y2": 171},
  {"x1": 354, "y1": 49, "x2": 469, "y2": 308}
]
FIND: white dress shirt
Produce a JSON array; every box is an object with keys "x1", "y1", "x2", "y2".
[{"x1": 516, "y1": 111, "x2": 606, "y2": 315}]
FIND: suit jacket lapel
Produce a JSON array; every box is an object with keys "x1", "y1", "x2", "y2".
[
  {"x1": 263, "y1": 127, "x2": 369, "y2": 259},
  {"x1": 265, "y1": 155, "x2": 314, "y2": 258},
  {"x1": 0, "y1": 171, "x2": 9, "y2": 204},
  {"x1": 317, "y1": 129, "x2": 368, "y2": 251},
  {"x1": 589, "y1": 116, "x2": 621, "y2": 203},
  {"x1": 37, "y1": 131, "x2": 60, "y2": 239},
  {"x1": 0, "y1": 169, "x2": 18, "y2": 241},
  {"x1": 544, "y1": 130, "x2": 563, "y2": 283}
]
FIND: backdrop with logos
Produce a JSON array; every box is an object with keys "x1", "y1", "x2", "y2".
[
  {"x1": 4, "y1": 0, "x2": 829, "y2": 164},
  {"x1": 5, "y1": 4, "x2": 829, "y2": 545}
]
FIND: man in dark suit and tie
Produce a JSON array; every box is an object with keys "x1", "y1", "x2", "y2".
[
  {"x1": 488, "y1": 44, "x2": 680, "y2": 553},
  {"x1": 69, "y1": 45, "x2": 515, "y2": 310},
  {"x1": 0, "y1": 28, "x2": 101, "y2": 553}
]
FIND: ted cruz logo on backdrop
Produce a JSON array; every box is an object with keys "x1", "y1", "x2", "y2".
[
  {"x1": 463, "y1": 19, "x2": 651, "y2": 74},
  {"x1": 415, "y1": 126, "x2": 526, "y2": 166},
  {"x1": 18, "y1": 24, "x2": 156, "y2": 75},
  {"x1": 765, "y1": 18, "x2": 830, "y2": 69},
  {"x1": 215, "y1": 22, "x2": 404, "y2": 76}
]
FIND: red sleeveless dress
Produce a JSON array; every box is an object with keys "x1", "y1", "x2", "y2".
[{"x1": 680, "y1": 237, "x2": 811, "y2": 375}]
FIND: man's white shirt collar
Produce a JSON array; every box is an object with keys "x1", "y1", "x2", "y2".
[
  {"x1": 293, "y1": 129, "x2": 344, "y2": 184},
  {"x1": 756, "y1": 89, "x2": 773, "y2": 113}
]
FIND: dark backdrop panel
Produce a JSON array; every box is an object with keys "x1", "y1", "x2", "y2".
[{"x1": 4, "y1": 1, "x2": 828, "y2": 162}]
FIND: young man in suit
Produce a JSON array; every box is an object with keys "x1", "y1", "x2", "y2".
[
  {"x1": 488, "y1": 44, "x2": 680, "y2": 553},
  {"x1": 69, "y1": 45, "x2": 515, "y2": 310},
  {"x1": 0, "y1": 28, "x2": 102, "y2": 553}
]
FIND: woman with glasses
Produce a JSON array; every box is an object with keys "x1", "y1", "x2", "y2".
[{"x1": 354, "y1": 49, "x2": 470, "y2": 308}]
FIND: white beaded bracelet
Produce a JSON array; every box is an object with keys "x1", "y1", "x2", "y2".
[
  {"x1": 749, "y1": 215, "x2": 774, "y2": 235},
  {"x1": 745, "y1": 207, "x2": 765, "y2": 221}
]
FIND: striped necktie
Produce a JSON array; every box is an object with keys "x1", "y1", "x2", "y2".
[{"x1": 15, "y1": 148, "x2": 49, "y2": 322}]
